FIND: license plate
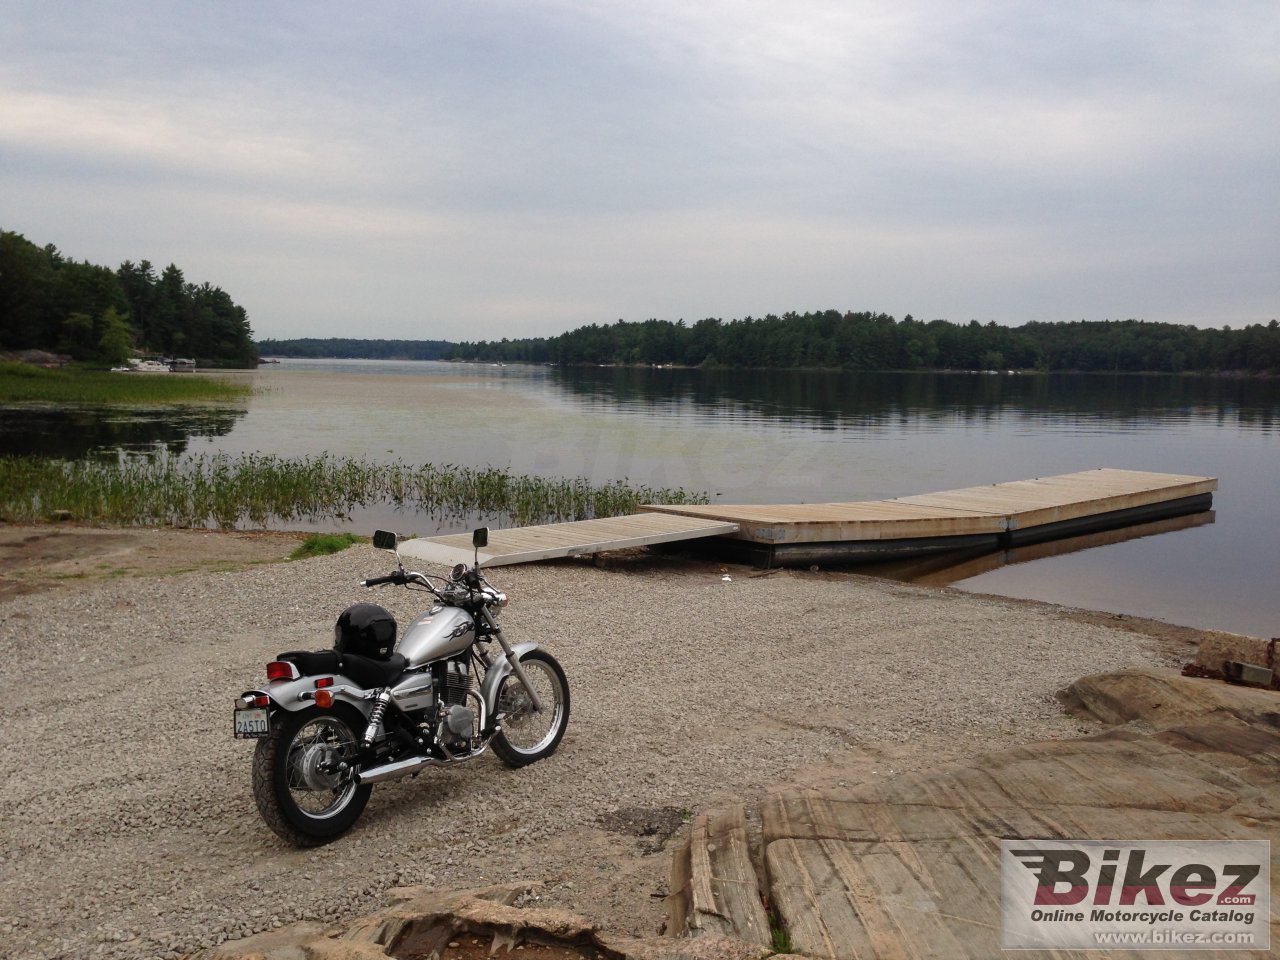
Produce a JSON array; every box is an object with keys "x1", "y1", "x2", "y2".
[{"x1": 233, "y1": 706, "x2": 270, "y2": 739}]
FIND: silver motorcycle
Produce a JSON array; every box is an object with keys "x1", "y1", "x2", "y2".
[{"x1": 233, "y1": 528, "x2": 570, "y2": 846}]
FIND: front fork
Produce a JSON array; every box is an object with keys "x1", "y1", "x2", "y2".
[{"x1": 483, "y1": 610, "x2": 544, "y2": 713}]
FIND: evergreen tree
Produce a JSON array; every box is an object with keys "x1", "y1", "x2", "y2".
[{"x1": 0, "y1": 230, "x2": 257, "y2": 365}]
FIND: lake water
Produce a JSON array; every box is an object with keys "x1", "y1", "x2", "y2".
[{"x1": 6, "y1": 359, "x2": 1277, "y2": 637}]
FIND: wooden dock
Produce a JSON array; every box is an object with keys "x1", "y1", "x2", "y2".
[
  {"x1": 399, "y1": 468, "x2": 1215, "y2": 569},
  {"x1": 644, "y1": 467, "x2": 1216, "y2": 565},
  {"x1": 397, "y1": 512, "x2": 739, "y2": 568}
]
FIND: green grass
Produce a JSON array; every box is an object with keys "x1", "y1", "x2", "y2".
[
  {"x1": 0, "y1": 362, "x2": 249, "y2": 404},
  {"x1": 768, "y1": 916, "x2": 788, "y2": 957},
  {"x1": 770, "y1": 924, "x2": 792, "y2": 955},
  {"x1": 290, "y1": 532, "x2": 363, "y2": 560},
  {"x1": 0, "y1": 452, "x2": 709, "y2": 530}
]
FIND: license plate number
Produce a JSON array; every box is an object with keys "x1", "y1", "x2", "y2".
[{"x1": 233, "y1": 706, "x2": 270, "y2": 739}]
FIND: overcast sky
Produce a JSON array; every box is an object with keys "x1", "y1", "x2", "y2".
[{"x1": 2, "y1": 1, "x2": 1276, "y2": 341}]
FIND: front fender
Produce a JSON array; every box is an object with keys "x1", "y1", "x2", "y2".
[{"x1": 480, "y1": 641, "x2": 539, "y2": 718}]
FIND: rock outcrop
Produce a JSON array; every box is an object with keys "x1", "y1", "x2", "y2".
[
  {"x1": 669, "y1": 669, "x2": 1278, "y2": 958},
  {"x1": 187, "y1": 883, "x2": 774, "y2": 960}
]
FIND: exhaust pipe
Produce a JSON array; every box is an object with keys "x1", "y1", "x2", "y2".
[
  {"x1": 357, "y1": 740, "x2": 491, "y2": 784},
  {"x1": 357, "y1": 755, "x2": 441, "y2": 784}
]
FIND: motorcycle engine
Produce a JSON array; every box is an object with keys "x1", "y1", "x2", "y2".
[
  {"x1": 442, "y1": 658, "x2": 472, "y2": 706},
  {"x1": 437, "y1": 658, "x2": 477, "y2": 746},
  {"x1": 445, "y1": 704, "x2": 476, "y2": 738}
]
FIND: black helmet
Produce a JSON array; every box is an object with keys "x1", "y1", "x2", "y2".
[{"x1": 334, "y1": 603, "x2": 397, "y2": 659}]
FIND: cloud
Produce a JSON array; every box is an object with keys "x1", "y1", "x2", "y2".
[
  {"x1": 1, "y1": 0, "x2": 1276, "y2": 338},
  {"x1": 0, "y1": 89, "x2": 332, "y2": 185}
]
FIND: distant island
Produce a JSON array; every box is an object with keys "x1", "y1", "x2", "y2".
[
  {"x1": 262, "y1": 313, "x2": 1280, "y2": 375},
  {"x1": 446, "y1": 312, "x2": 1280, "y2": 373},
  {"x1": 256, "y1": 337, "x2": 453, "y2": 361}
]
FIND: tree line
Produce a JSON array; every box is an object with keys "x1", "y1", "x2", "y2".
[
  {"x1": 0, "y1": 230, "x2": 257, "y2": 367},
  {"x1": 447, "y1": 311, "x2": 1280, "y2": 373},
  {"x1": 256, "y1": 337, "x2": 452, "y2": 360}
]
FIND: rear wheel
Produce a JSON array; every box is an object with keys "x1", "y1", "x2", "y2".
[
  {"x1": 492, "y1": 649, "x2": 570, "y2": 768},
  {"x1": 252, "y1": 705, "x2": 372, "y2": 846}
]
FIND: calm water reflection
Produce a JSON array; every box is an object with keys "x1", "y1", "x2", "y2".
[
  {"x1": 552, "y1": 366, "x2": 1280, "y2": 433},
  {"x1": 0, "y1": 404, "x2": 245, "y2": 458},
  {"x1": 11, "y1": 360, "x2": 1279, "y2": 636}
]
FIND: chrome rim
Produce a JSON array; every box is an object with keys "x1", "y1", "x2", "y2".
[
  {"x1": 498, "y1": 659, "x2": 565, "y2": 754},
  {"x1": 285, "y1": 715, "x2": 360, "y2": 819}
]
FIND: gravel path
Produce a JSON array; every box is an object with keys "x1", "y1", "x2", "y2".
[{"x1": 0, "y1": 547, "x2": 1181, "y2": 959}]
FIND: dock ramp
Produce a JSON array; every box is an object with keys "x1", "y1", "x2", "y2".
[{"x1": 397, "y1": 512, "x2": 738, "y2": 568}]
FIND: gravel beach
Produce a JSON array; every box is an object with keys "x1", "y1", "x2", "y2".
[{"x1": 0, "y1": 540, "x2": 1188, "y2": 959}]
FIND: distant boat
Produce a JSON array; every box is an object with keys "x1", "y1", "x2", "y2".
[
  {"x1": 168, "y1": 358, "x2": 196, "y2": 372},
  {"x1": 111, "y1": 358, "x2": 170, "y2": 373}
]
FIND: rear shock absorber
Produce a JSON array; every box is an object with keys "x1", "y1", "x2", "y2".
[{"x1": 362, "y1": 689, "x2": 392, "y2": 749}]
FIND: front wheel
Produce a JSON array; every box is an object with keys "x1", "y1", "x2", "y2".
[
  {"x1": 491, "y1": 649, "x2": 570, "y2": 768},
  {"x1": 252, "y1": 704, "x2": 372, "y2": 846}
]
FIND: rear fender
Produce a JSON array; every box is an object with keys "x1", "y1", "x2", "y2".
[
  {"x1": 480, "y1": 641, "x2": 539, "y2": 718},
  {"x1": 240, "y1": 674, "x2": 375, "y2": 717}
]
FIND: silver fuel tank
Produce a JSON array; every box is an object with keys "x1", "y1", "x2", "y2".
[{"x1": 396, "y1": 605, "x2": 475, "y2": 667}]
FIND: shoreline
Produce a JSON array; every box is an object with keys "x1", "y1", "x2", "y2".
[
  {"x1": 266, "y1": 355, "x2": 1280, "y2": 378},
  {"x1": 1, "y1": 520, "x2": 1259, "y2": 647}
]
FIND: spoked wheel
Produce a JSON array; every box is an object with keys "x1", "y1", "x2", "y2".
[
  {"x1": 491, "y1": 649, "x2": 570, "y2": 768},
  {"x1": 252, "y1": 705, "x2": 371, "y2": 846}
]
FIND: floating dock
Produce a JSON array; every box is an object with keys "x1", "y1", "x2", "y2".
[
  {"x1": 855, "y1": 509, "x2": 1216, "y2": 587},
  {"x1": 399, "y1": 468, "x2": 1215, "y2": 569},
  {"x1": 645, "y1": 468, "x2": 1216, "y2": 566}
]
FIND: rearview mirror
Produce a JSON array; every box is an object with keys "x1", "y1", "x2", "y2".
[
  {"x1": 372, "y1": 530, "x2": 398, "y2": 551},
  {"x1": 472, "y1": 527, "x2": 489, "y2": 549}
]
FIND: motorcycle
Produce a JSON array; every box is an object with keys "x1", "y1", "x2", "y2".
[{"x1": 233, "y1": 527, "x2": 570, "y2": 846}]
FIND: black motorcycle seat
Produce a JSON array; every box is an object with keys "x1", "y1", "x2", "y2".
[
  {"x1": 341, "y1": 652, "x2": 408, "y2": 689},
  {"x1": 277, "y1": 649, "x2": 342, "y2": 675},
  {"x1": 277, "y1": 649, "x2": 408, "y2": 689}
]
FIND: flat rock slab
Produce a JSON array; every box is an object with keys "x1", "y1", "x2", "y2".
[
  {"x1": 669, "y1": 806, "x2": 773, "y2": 946},
  {"x1": 666, "y1": 670, "x2": 1277, "y2": 959},
  {"x1": 758, "y1": 672, "x2": 1278, "y2": 959}
]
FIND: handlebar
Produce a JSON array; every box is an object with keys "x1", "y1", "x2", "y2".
[
  {"x1": 361, "y1": 567, "x2": 504, "y2": 609},
  {"x1": 362, "y1": 572, "x2": 405, "y2": 588},
  {"x1": 362, "y1": 569, "x2": 453, "y2": 594}
]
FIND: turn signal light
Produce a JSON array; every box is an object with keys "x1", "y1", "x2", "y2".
[{"x1": 314, "y1": 690, "x2": 334, "y2": 709}]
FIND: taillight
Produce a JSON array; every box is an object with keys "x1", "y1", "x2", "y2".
[
  {"x1": 254, "y1": 694, "x2": 270, "y2": 707},
  {"x1": 266, "y1": 661, "x2": 296, "y2": 682}
]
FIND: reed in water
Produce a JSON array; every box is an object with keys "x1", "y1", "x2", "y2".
[{"x1": 0, "y1": 452, "x2": 709, "y2": 529}]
